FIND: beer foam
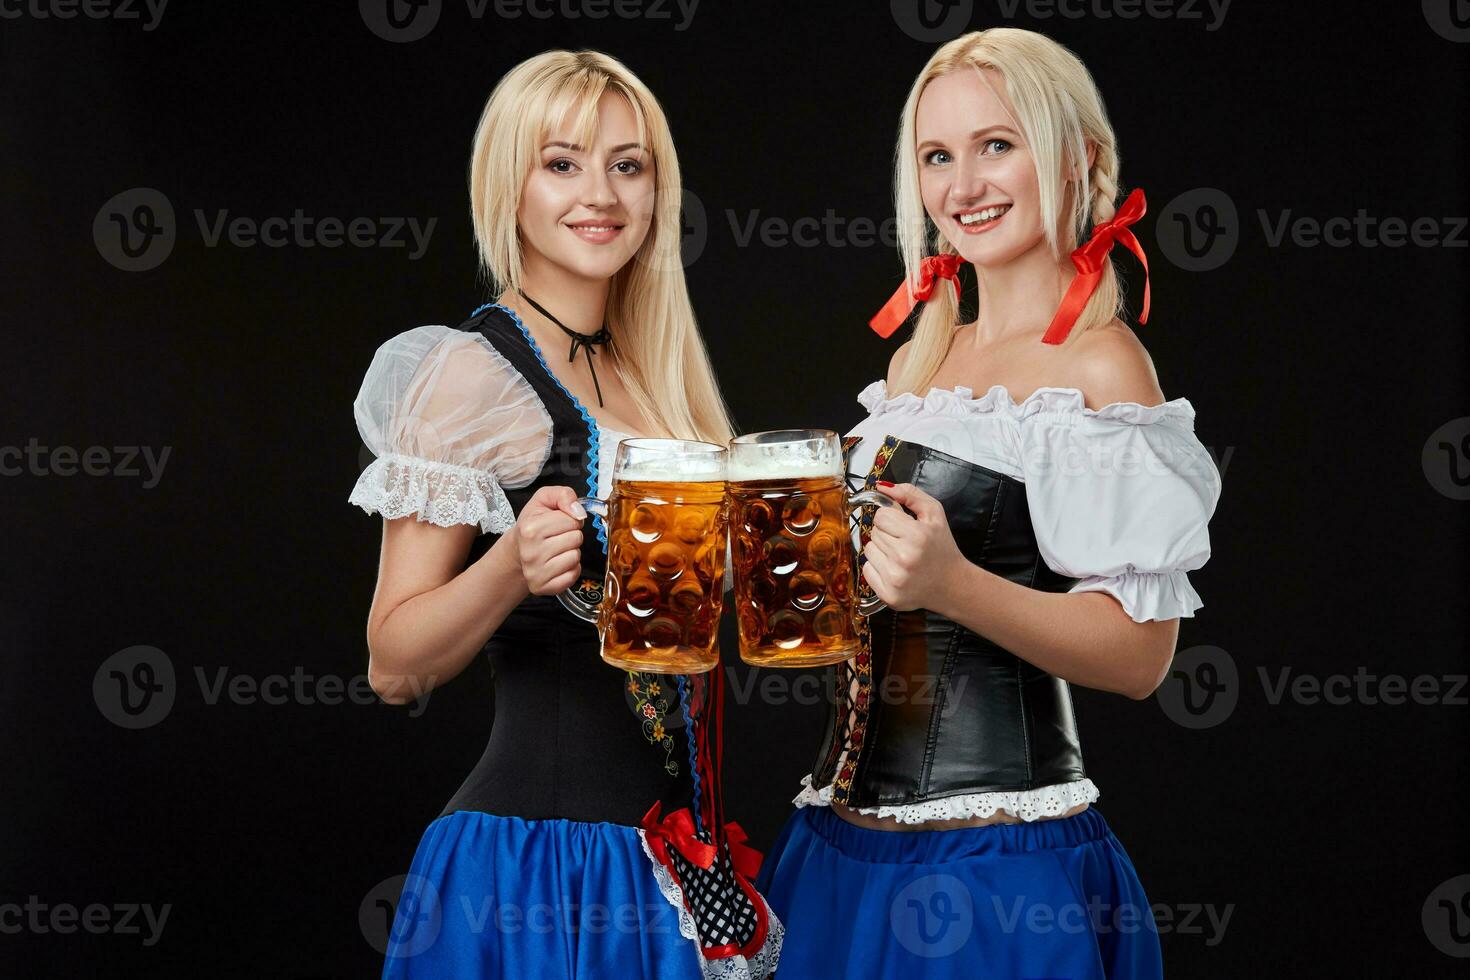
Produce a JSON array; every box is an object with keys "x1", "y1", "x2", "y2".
[
  {"x1": 727, "y1": 447, "x2": 841, "y2": 482},
  {"x1": 618, "y1": 455, "x2": 726, "y2": 482}
]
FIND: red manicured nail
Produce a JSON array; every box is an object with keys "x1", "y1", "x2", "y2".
[{"x1": 876, "y1": 480, "x2": 895, "y2": 488}]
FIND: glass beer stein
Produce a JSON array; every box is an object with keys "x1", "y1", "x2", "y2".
[
  {"x1": 727, "y1": 429, "x2": 891, "y2": 668},
  {"x1": 558, "y1": 438, "x2": 728, "y2": 674}
]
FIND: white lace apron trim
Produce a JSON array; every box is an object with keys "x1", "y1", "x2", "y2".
[
  {"x1": 792, "y1": 772, "x2": 1100, "y2": 824},
  {"x1": 637, "y1": 829, "x2": 785, "y2": 980}
]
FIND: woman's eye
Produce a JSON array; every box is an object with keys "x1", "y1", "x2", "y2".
[
  {"x1": 548, "y1": 158, "x2": 578, "y2": 174},
  {"x1": 923, "y1": 149, "x2": 952, "y2": 166},
  {"x1": 611, "y1": 159, "x2": 644, "y2": 175},
  {"x1": 982, "y1": 139, "x2": 1012, "y2": 155}
]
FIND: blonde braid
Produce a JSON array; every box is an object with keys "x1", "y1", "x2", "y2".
[
  {"x1": 1059, "y1": 144, "x2": 1126, "y2": 340},
  {"x1": 1087, "y1": 146, "x2": 1119, "y2": 230}
]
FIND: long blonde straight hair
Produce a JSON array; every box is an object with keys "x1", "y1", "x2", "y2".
[
  {"x1": 469, "y1": 49, "x2": 733, "y2": 444},
  {"x1": 891, "y1": 28, "x2": 1127, "y2": 396}
]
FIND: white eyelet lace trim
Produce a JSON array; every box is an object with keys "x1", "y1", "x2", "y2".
[
  {"x1": 637, "y1": 830, "x2": 785, "y2": 980},
  {"x1": 349, "y1": 454, "x2": 515, "y2": 535},
  {"x1": 792, "y1": 772, "x2": 1100, "y2": 824}
]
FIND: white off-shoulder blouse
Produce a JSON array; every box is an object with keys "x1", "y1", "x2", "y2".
[
  {"x1": 794, "y1": 378, "x2": 1223, "y2": 823},
  {"x1": 348, "y1": 324, "x2": 637, "y2": 532}
]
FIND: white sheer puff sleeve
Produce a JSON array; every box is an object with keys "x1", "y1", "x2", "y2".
[
  {"x1": 349, "y1": 325, "x2": 553, "y2": 534},
  {"x1": 1018, "y1": 401, "x2": 1222, "y2": 623}
]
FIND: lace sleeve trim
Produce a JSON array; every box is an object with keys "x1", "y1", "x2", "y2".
[
  {"x1": 348, "y1": 453, "x2": 516, "y2": 534},
  {"x1": 792, "y1": 773, "x2": 1100, "y2": 824}
]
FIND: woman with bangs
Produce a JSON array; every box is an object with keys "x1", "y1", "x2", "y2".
[
  {"x1": 756, "y1": 29, "x2": 1221, "y2": 978},
  {"x1": 349, "y1": 50, "x2": 781, "y2": 979}
]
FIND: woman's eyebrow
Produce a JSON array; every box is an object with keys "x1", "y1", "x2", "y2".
[
  {"x1": 917, "y1": 125, "x2": 1021, "y2": 151},
  {"x1": 541, "y1": 141, "x2": 648, "y2": 154}
]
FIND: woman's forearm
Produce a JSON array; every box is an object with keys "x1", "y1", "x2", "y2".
[
  {"x1": 932, "y1": 561, "x2": 1178, "y2": 699},
  {"x1": 367, "y1": 529, "x2": 531, "y2": 703}
]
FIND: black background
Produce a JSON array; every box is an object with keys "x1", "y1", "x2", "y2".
[{"x1": 3, "y1": 1, "x2": 1468, "y2": 976}]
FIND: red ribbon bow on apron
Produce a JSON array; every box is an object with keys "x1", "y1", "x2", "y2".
[
  {"x1": 1042, "y1": 187, "x2": 1151, "y2": 345},
  {"x1": 639, "y1": 802, "x2": 764, "y2": 879},
  {"x1": 868, "y1": 253, "x2": 965, "y2": 338},
  {"x1": 641, "y1": 802, "x2": 718, "y2": 868}
]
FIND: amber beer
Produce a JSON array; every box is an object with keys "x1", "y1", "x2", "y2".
[
  {"x1": 558, "y1": 439, "x2": 728, "y2": 674},
  {"x1": 728, "y1": 430, "x2": 889, "y2": 668}
]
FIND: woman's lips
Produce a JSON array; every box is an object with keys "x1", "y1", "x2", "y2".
[
  {"x1": 954, "y1": 204, "x2": 1012, "y2": 235},
  {"x1": 565, "y1": 222, "x2": 624, "y2": 245}
]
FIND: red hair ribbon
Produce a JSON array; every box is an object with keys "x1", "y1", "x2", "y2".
[
  {"x1": 640, "y1": 802, "x2": 717, "y2": 869},
  {"x1": 868, "y1": 253, "x2": 965, "y2": 338},
  {"x1": 1042, "y1": 187, "x2": 1151, "y2": 345}
]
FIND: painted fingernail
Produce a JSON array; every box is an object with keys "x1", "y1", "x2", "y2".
[
  {"x1": 876, "y1": 480, "x2": 895, "y2": 488},
  {"x1": 570, "y1": 502, "x2": 588, "y2": 520}
]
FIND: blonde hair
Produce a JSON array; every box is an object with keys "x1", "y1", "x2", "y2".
[
  {"x1": 891, "y1": 28, "x2": 1126, "y2": 395},
  {"x1": 468, "y1": 49, "x2": 733, "y2": 444}
]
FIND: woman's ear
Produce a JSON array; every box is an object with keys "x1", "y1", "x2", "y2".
[{"x1": 1085, "y1": 139, "x2": 1097, "y2": 171}]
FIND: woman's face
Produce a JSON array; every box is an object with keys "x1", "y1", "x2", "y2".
[
  {"x1": 518, "y1": 92, "x2": 656, "y2": 283},
  {"x1": 915, "y1": 67, "x2": 1046, "y2": 268}
]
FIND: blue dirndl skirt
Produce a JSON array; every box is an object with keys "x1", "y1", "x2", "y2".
[
  {"x1": 381, "y1": 810, "x2": 709, "y2": 979},
  {"x1": 756, "y1": 805, "x2": 1164, "y2": 979}
]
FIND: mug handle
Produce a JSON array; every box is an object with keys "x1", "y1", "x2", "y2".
[
  {"x1": 555, "y1": 496, "x2": 610, "y2": 623},
  {"x1": 848, "y1": 489, "x2": 897, "y2": 616}
]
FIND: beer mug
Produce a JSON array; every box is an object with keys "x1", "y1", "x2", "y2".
[
  {"x1": 727, "y1": 429, "x2": 892, "y2": 668},
  {"x1": 558, "y1": 438, "x2": 728, "y2": 674}
]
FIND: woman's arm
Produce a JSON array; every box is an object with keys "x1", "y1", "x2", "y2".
[
  {"x1": 364, "y1": 485, "x2": 586, "y2": 704},
  {"x1": 863, "y1": 326, "x2": 1184, "y2": 699},
  {"x1": 938, "y1": 557, "x2": 1177, "y2": 700},
  {"x1": 862, "y1": 482, "x2": 1177, "y2": 700}
]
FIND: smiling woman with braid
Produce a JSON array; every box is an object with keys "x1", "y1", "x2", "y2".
[{"x1": 755, "y1": 29, "x2": 1222, "y2": 979}]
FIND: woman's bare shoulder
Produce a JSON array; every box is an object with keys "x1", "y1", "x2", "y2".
[{"x1": 1066, "y1": 319, "x2": 1166, "y2": 408}]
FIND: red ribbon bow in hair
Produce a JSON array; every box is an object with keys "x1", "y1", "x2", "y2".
[
  {"x1": 640, "y1": 803, "x2": 718, "y2": 870},
  {"x1": 1042, "y1": 187, "x2": 1151, "y2": 345},
  {"x1": 868, "y1": 253, "x2": 965, "y2": 338}
]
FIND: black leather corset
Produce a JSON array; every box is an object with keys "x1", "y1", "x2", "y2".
[{"x1": 812, "y1": 436, "x2": 1088, "y2": 808}]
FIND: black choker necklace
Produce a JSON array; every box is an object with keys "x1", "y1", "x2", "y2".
[{"x1": 518, "y1": 289, "x2": 612, "y2": 408}]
